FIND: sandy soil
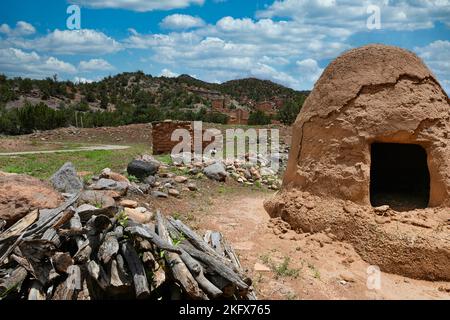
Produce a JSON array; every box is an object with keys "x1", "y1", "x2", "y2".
[{"x1": 197, "y1": 192, "x2": 450, "y2": 300}]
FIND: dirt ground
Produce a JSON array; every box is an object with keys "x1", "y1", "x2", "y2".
[
  {"x1": 1, "y1": 124, "x2": 449, "y2": 300},
  {"x1": 195, "y1": 192, "x2": 450, "y2": 300}
]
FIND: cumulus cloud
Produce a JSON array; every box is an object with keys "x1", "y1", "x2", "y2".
[
  {"x1": 160, "y1": 14, "x2": 205, "y2": 30},
  {"x1": 257, "y1": 0, "x2": 450, "y2": 32},
  {"x1": 79, "y1": 58, "x2": 114, "y2": 71},
  {"x1": 74, "y1": 76, "x2": 94, "y2": 83},
  {"x1": 296, "y1": 58, "x2": 324, "y2": 87},
  {"x1": 0, "y1": 21, "x2": 36, "y2": 37},
  {"x1": 0, "y1": 48, "x2": 76, "y2": 78},
  {"x1": 160, "y1": 68, "x2": 179, "y2": 77},
  {"x1": 415, "y1": 40, "x2": 450, "y2": 93},
  {"x1": 69, "y1": 0, "x2": 204, "y2": 12},
  {"x1": 5, "y1": 29, "x2": 122, "y2": 55}
]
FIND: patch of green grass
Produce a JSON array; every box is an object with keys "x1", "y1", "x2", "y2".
[
  {"x1": 274, "y1": 257, "x2": 300, "y2": 279},
  {"x1": 126, "y1": 174, "x2": 140, "y2": 183},
  {"x1": 259, "y1": 253, "x2": 300, "y2": 280},
  {"x1": 0, "y1": 144, "x2": 149, "y2": 180},
  {"x1": 308, "y1": 263, "x2": 321, "y2": 280},
  {"x1": 155, "y1": 154, "x2": 172, "y2": 165}
]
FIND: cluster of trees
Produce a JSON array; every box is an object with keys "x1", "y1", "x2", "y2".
[{"x1": 0, "y1": 102, "x2": 229, "y2": 135}]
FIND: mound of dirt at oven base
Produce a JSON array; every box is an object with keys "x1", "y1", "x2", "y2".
[{"x1": 264, "y1": 190, "x2": 450, "y2": 281}]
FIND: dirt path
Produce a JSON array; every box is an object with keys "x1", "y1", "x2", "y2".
[
  {"x1": 198, "y1": 192, "x2": 450, "y2": 300},
  {"x1": 0, "y1": 145, "x2": 130, "y2": 156}
]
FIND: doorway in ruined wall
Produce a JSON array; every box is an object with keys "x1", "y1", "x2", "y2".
[{"x1": 370, "y1": 143, "x2": 430, "y2": 211}]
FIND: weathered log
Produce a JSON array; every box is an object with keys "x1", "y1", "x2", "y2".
[
  {"x1": 178, "y1": 247, "x2": 222, "y2": 299},
  {"x1": 210, "y1": 231, "x2": 225, "y2": 257},
  {"x1": 69, "y1": 212, "x2": 85, "y2": 250},
  {"x1": 120, "y1": 242, "x2": 150, "y2": 299},
  {"x1": 87, "y1": 260, "x2": 109, "y2": 291},
  {"x1": 179, "y1": 243, "x2": 248, "y2": 292},
  {"x1": 168, "y1": 218, "x2": 234, "y2": 269},
  {"x1": 42, "y1": 227, "x2": 61, "y2": 247},
  {"x1": 0, "y1": 266, "x2": 28, "y2": 298},
  {"x1": 24, "y1": 193, "x2": 80, "y2": 238},
  {"x1": 52, "y1": 252, "x2": 74, "y2": 274},
  {"x1": 107, "y1": 258, "x2": 132, "y2": 296},
  {"x1": 97, "y1": 232, "x2": 119, "y2": 264},
  {"x1": 125, "y1": 224, "x2": 182, "y2": 254},
  {"x1": 0, "y1": 210, "x2": 39, "y2": 243},
  {"x1": 28, "y1": 280, "x2": 46, "y2": 300},
  {"x1": 52, "y1": 265, "x2": 82, "y2": 300},
  {"x1": 156, "y1": 212, "x2": 205, "y2": 300},
  {"x1": 142, "y1": 251, "x2": 165, "y2": 290}
]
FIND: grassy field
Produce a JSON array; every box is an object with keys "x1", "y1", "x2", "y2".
[{"x1": 0, "y1": 144, "x2": 151, "y2": 179}]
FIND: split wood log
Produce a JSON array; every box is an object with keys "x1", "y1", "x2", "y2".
[
  {"x1": 52, "y1": 265, "x2": 82, "y2": 300},
  {"x1": 0, "y1": 210, "x2": 39, "y2": 243},
  {"x1": 42, "y1": 227, "x2": 61, "y2": 247},
  {"x1": 0, "y1": 266, "x2": 27, "y2": 297},
  {"x1": 210, "y1": 232, "x2": 225, "y2": 257},
  {"x1": 178, "y1": 243, "x2": 248, "y2": 292},
  {"x1": 23, "y1": 193, "x2": 80, "y2": 238},
  {"x1": 28, "y1": 280, "x2": 46, "y2": 300},
  {"x1": 178, "y1": 247, "x2": 222, "y2": 299},
  {"x1": 108, "y1": 258, "x2": 132, "y2": 296},
  {"x1": 125, "y1": 224, "x2": 182, "y2": 254},
  {"x1": 97, "y1": 232, "x2": 119, "y2": 264},
  {"x1": 155, "y1": 212, "x2": 205, "y2": 300},
  {"x1": 69, "y1": 213, "x2": 85, "y2": 250},
  {"x1": 120, "y1": 242, "x2": 150, "y2": 299},
  {"x1": 87, "y1": 260, "x2": 109, "y2": 291}
]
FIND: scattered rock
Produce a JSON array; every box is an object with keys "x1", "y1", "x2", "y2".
[
  {"x1": 168, "y1": 189, "x2": 180, "y2": 197},
  {"x1": 127, "y1": 160, "x2": 159, "y2": 181},
  {"x1": 50, "y1": 162, "x2": 83, "y2": 194},
  {"x1": 120, "y1": 199, "x2": 138, "y2": 208},
  {"x1": 187, "y1": 183, "x2": 198, "y2": 191},
  {"x1": 78, "y1": 190, "x2": 116, "y2": 208},
  {"x1": 100, "y1": 168, "x2": 130, "y2": 183},
  {"x1": 174, "y1": 176, "x2": 188, "y2": 184},
  {"x1": 254, "y1": 262, "x2": 271, "y2": 272},
  {"x1": 374, "y1": 205, "x2": 390, "y2": 213},
  {"x1": 124, "y1": 207, "x2": 152, "y2": 224},
  {"x1": 90, "y1": 179, "x2": 128, "y2": 195},
  {"x1": 151, "y1": 191, "x2": 168, "y2": 198},
  {"x1": 144, "y1": 175, "x2": 157, "y2": 187},
  {"x1": 0, "y1": 173, "x2": 64, "y2": 227},
  {"x1": 339, "y1": 271, "x2": 356, "y2": 283},
  {"x1": 203, "y1": 162, "x2": 228, "y2": 182}
]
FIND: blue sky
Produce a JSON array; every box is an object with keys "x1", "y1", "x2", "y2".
[{"x1": 0, "y1": 0, "x2": 449, "y2": 93}]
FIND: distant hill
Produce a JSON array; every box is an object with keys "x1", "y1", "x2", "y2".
[{"x1": 0, "y1": 72, "x2": 309, "y2": 135}]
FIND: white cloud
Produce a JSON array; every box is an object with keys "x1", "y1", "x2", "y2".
[
  {"x1": 69, "y1": 0, "x2": 204, "y2": 12},
  {"x1": 257, "y1": 0, "x2": 450, "y2": 32},
  {"x1": 6, "y1": 29, "x2": 122, "y2": 55},
  {"x1": 296, "y1": 58, "x2": 324, "y2": 87},
  {"x1": 79, "y1": 58, "x2": 114, "y2": 71},
  {"x1": 0, "y1": 48, "x2": 76, "y2": 78},
  {"x1": 160, "y1": 68, "x2": 179, "y2": 78},
  {"x1": 415, "y1": 40, "x2": 450, "y2": 93},
  {"x1": 74, "y1": 76, "x2": 94, "y2": 83},
  {"x1": 0, "y1": 21, "x2": 36, "y2": 37},
  {"x1": 160, "y1": 14, "x2": 205, "y2": 30}
]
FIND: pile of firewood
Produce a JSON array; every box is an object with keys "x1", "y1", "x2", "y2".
[{"x1": 0, "y1": 194, "x2": 256, "y2": 300}]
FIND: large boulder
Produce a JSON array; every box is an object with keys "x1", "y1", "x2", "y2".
[
  {"x1": 203, "y1": 162, "x2": 227, "y2": 182},
  {"x1": 50, "y1": 162, "x2": 83, "y2": 194},
  {"x1": 0, "y1": 173, "x2": 64, "y2": 227},
  {"x1": 127, "y1": 160, "x2": 159, "y2": 181}
]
